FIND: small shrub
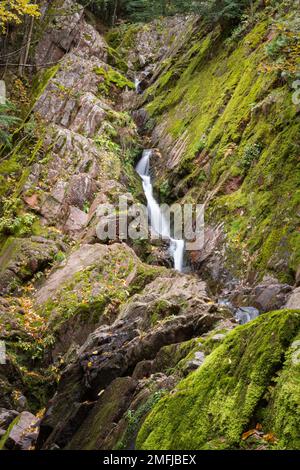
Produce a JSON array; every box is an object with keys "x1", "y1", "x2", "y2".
[
  {"x1": 266, "y1": 34, "x2": 290, "y2": 59},
  {"x1": 240, "y1": 143, "x2": 262, "y2": 172}
]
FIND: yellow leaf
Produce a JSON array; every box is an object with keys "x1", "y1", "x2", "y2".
[
  {"x1": 263, "y1": 433, "x2": 277, "y2": 443},
  {"x1": 242, "y1": 429, "x2": 257, "y2": 440}
]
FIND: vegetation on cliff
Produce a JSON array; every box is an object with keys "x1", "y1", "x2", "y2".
[{"x1": 0, "y1": 0, "x2": 299, "y2": 453}]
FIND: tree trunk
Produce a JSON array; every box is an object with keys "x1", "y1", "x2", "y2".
[
  {"x1": 20, "y1": 16, "x2": 34, "y2": 75},
  {"x1": 112, "y1": 0, "x2": 118, "y2": 26}
]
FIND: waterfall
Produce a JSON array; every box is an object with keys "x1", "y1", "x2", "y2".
[
  {"x1": 136, "y1": 150, "x2": 185, "y2": 272},
  {"x1": 134, "y1": 77, "x2": 141, "y2": 93}
]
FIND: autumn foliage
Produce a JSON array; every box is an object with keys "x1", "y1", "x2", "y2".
[{"x1": 0, "y1": 0, "x2": 40, "y2": 32}]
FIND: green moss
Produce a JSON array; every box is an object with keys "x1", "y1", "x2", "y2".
[
  {"x1": 33, "y1": 249, "x2": 167, "y2": 360},
  {"x1": 107, "y1": 46, "x2": 129, "y2": 73},
  {"x1": 0, "y1": 415, "x2": 20, "y2": 450},
  {"x1": 150, "y1": 299, "x2": 174, "y2": 326},
  {"x1": 116, "y1": 390, "x2": 166, "y2": 450},
  {"x1": 261, "y1": 332, "x2": 300, "y2": 449},
  {"x1": 31, "y1": 64, "x2": 60, "y2": 104},
  {"x1": 66, "y1": 377, "x2": 138, "y2": 450},
  {"x1": 105, "y1": 23, "x2": 143, "y2": 69},
  {"x1": 95, "y1": 65, "x2": 135, "y2": 95},
  {"x1": 137, "y1": 309, "x2": 300, "y2": 450}
]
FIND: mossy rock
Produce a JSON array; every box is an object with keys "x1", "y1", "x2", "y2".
[
  {"x1": 143, "y1": 12, "x2": 299, "y2": 283},
  {"x1": 0, "y1": 237, "x2": 58, "y2": 294},
  {"x1": 94, "y1": 65, "x2": 135, "y2": 96},
  {"x1": 137, "y1": 309, "x2": 300, "y2": 450}
]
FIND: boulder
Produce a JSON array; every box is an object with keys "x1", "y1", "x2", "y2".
[
  {"x1": 0, "y1": 237, "x2": 59, "y2": 294},
  {"x1": 285, "y1": 287, "x2": 300, "y2": 309},
  {"x1": 1, "y1": 411, "x2": 38, "y2": 450},
  {"x1": 35, "y1": 243, "x2": 112, "y2": 305},
  {"x1": 136, "y1": 310, "x2": 300, "y2": 450},
  {"x1": 0, "y1": 408, "x2": 19, "y2": 430},
  {"x1": 230, "y1": 276, "x2": 293, "y2": 313},
  {"x1": 64, "y1": 206, "x2": 89, "y2": 233}
]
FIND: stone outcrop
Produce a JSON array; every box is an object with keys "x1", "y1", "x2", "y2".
[
  {"x1": 0, "y1": 410, "x2": 38, "y2": 450},
  {"x1": 0, "y1": 237, "x2": 60, "y2": 294}
]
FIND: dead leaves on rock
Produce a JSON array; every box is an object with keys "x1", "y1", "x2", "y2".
[{"x1": 242, "y1": 424, "x2": 278, "y2": 447}]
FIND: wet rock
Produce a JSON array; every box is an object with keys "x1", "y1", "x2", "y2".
[
  {"x1": 235, "y1": 307, "x2": 260, "y2": 325},
  {"x1": 132, "y1": 108, "x2": 149, "y2": 130},
  {"x1": 230, "y1": 276, "x2": 293, "y2": 312},
  {"x1": 185, "y1": 351, "x2": 205, "y2": 373},
  {"x1": 2, "y1": 411, "x2": 38, "y2": 450},
  {"x1": 189, "y1": 225, "x2": 238, "y2": 293},
  {"x1": 66, "y1": 377, "x2": 138, "y2": 450},
  {"x1": 132, "y1": 360, "x2": 153, "y2": 380},
  {"x1": 250, "y1": 277, "x2": 292, "y2": 312}
]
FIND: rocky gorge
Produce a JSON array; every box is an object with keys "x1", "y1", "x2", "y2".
[{"x1": 0, "y1": 0, "x2": 299, "y2": 452}]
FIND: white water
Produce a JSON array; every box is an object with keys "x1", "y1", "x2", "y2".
[
  {"x1": 134, "y1": 77, "x2": 141, "y2": 93},
  {"x1": 136, "y1": 150, "x2": 185, "y2": 272}
]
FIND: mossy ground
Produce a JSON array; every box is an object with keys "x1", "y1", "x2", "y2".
[{"x1": 136, "y1": 309, "x2": 300, "y2": 450}]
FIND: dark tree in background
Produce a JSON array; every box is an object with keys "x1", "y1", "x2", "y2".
[{"x1": 83, "y1": 0, "x2": 258, "y2": 28}]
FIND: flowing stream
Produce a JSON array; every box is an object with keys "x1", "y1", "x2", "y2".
[{"x1": 136, "y1": 150, "x2": 185, "y2": 272}]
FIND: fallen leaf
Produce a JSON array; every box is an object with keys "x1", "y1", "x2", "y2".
[
  {"x1": 263, "y1": 433, "x2": 278, "y2": 443},
  {"x1": 242, "y1": 429, "x2": 257, "y2": 440}
]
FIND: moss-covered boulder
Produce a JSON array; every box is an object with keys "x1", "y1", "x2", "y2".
[
  {"x1": 0, "y1": 237, "x2": 59, "y2": 294},
  {"x1": 137, "y1": 309, "x2": 300, "y2": 450}
]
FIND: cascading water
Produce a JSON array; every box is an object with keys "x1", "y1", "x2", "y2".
[
  {"x1": 134, "y1": 77, "x2": 141, "y2": 93},
  {"x1": 136, "y1": 150, "x2": 185, "y2": 272}
]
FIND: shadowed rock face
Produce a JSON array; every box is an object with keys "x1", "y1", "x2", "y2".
[{"x1": 35, "y1": 0, "x2": 107, "y2": 69}]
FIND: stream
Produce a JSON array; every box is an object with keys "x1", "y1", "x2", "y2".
[{"x1": 136, "y1": 149, "x2": 185, "y2": 272}]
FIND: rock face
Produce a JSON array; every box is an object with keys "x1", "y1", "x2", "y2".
[
  {"x1": 35, "y1": 1, "x2": 107, "y2": 68},
  {"x1": 137, "y1": 310, "x2": 300, "y2": 450},
  {"x1": 129, "y1": 7, "x2": 300, "y2": 288}
]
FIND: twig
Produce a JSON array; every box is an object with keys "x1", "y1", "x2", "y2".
[
  {"x1": 0, "y1": 61, "x2": 60, "y2": 67},
  {"x1": 0, "y1": 41, "x2": 39, "y2": 59}
]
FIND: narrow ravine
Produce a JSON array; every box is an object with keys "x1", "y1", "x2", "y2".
[{"x1": 136, "y1": 149, "x2": 185, "y2": 272}]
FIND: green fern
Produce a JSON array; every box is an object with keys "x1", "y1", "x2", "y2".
[{"x1": 0, "y1": 100, "x2": 20, "y2": 147}]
